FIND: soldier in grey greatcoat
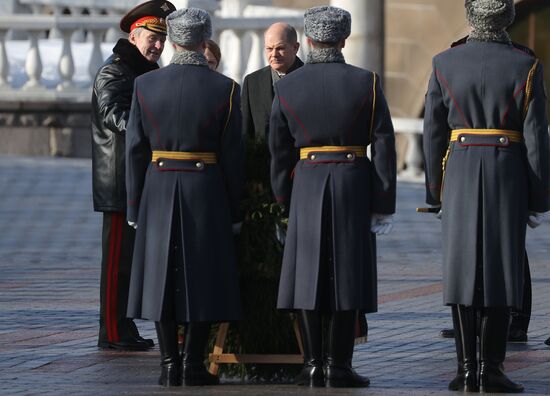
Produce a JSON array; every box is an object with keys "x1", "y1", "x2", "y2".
[
  {"x1": 269, "y1": 6, "x2": 396, "y2": 388},
  {"x1": 423, "y1": 0, "x2": 549, "y2": 392},
  {"x1": 125, "y1": 8, "x2": 243, "y2": 387}
]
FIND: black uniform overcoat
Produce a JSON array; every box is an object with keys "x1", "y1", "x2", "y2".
[
  {"x1": 423, "y1": 40, "x2": 550, "y2": 308},
  {"x1": 125, "y1": 59, "x2": 243, "y2": 322},
  {"x1": 269, "y1": 59, "x2": 396, "y2": 312},
  {"x1": 91, "y1": 39, "x2": 158, "y2": 213}
]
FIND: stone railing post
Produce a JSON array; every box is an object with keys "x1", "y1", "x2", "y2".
[
  {"x1": 57, "y1": 28, "x2": 76, "y2": 91},
  {"x1": 244, "y1": 29, "x2": 264, "y2": 77},
  {"x1": 88, "y1": 28, "x2": 105, "y2": 81},
  {"x1": 226, "y1": 30, "x2": 245, "y2": 82},
  {"x1": 23, "y1": 31, "x2": 44, "y2": 90},
  {"x1": 0, "y1": 30, "x2": 10, "y2": 89}
]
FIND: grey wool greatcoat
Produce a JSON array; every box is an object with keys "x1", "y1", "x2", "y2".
[
  {"x1": 423, "y1": 39, "x2": 550, "y2": 308},
  {"x1": 269, "y1": 57, "x2": 396, "y2": 312},
  {"x1": 125, "y1": 57, "x2": 243, "y2": 322}
]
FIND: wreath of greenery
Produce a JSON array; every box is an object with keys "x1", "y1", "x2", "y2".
[{"x1": 208, "y1": 136, "x2": 300, "y2": 382}]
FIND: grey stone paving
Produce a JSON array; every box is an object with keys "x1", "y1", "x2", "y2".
[{"x1": 0, "y1": 155, "x2": 549, "y2": 395}]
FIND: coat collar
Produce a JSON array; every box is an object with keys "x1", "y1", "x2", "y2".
[
  {"x1": 306, "y1": 48, "x2": 345, "y2": 64},
  {"x1": 113, "y1": 39, "x2": 159, "y2": 75},
  {"x1": 170, "y1": 50, "x2": 209, "y2": 67}
]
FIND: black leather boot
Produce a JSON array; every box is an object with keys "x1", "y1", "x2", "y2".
[
  {"x1": 155, "y1": 321, "x2": 181, "y2": 387},
  {"x1": 448, "y1": 305, "x2": 465, "y2": 391},
  {"x1": 294, "y1": 310, "x2": 324, "y2": 387},
  {"x1": 182, "y1": 322, "x2": 219, "y2": 386},
  {"x1": 325, "y1": 311, "x2": 370, "y2": 388},
  {"x1": 457, "y1": 305, "x2": 478, "y2": 392},
  {"x1": 479, "y1": 307, "x2": 524, "y2": 393}
]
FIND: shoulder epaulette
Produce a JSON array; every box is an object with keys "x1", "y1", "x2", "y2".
[
  {"x1": 512, "y1": 42, "x2": 536, "y2": 57},
  {"x1": 450, "y1": 36, "x2": 468, "y2": 48}
]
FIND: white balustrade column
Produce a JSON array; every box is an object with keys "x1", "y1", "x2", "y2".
[
  {"x1": 0, "y1": 30, "x2": 10, "y2": 89},
  {"x1": 70, "y1": 7, "x2": 86, "y2": 43},
  {"x1": 88, "y1": 29, "x2": 105, "y2": 81},
  {"x1": 49, "y1": 6, "x2": 63, "y2": 39},
  {"x1": 331, "y1": 0, "x2": 384, "y2": 76},
  {"x1": 244, "y1": 29, "x2": 264, "y2": 76},
  {"x1": 57, "y1": 29, "x2": 76, "y2": 91},
  {"x1": 23, "y1": 32, "x2": 44, "y2": 90},
  {"x1": 297, "y1": 29, "x2": 307, "y2": 61},
  {"x1": 403, "y1": 133, "x2": 424, "y2": 178},
  {"x1": 226, "y1": 30, "x2": 245, "y2": 82}
]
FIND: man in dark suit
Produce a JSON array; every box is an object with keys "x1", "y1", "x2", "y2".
[{"x1": 242, "y1": 22, "x2": 303, "y2": 141}]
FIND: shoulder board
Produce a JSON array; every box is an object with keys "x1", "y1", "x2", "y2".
[
  {"x1": 512, "y1": 42, "x2": 536, "y2": 57},
  {"x1": 450, "y1": 36, "x2": 468, "y2": 48}
]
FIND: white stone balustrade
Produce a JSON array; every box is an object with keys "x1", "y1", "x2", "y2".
[
  {"x1": 393, "y1": 117, "x2": 425, "y2": 180},
  {"x1": 0, "y1": 15, "x2": 118, "y2": 101},
  {"x1": 0, "y1": 9, "x2": 425, "y2": 174}
]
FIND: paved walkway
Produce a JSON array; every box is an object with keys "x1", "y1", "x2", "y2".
[{"x1": 0, "y1": 155, "x2": 549, "y2": 395}]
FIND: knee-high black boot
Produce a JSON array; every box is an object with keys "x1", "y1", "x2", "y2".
[
  {"x1": 295, "y1": 310, "x2": 324, "y2": 387},
  {"x1": 325, "y1": 311, "x2": 370, "y2": 388},
  {"x1": 182, "y1": 322, "x2": 219, "y2": 386},
  {"x1": 479, "y1": 307, "x2": 523, "y2": 393},
  {"x1": 448, "y1": 305, "x2": 465, "y2": 390},
  {"x1": 457, "y1": 305, "x2": 478, "y2": 392},
  {"x1": 155, "y1": 321, "x2": 181, "y2": 386}
]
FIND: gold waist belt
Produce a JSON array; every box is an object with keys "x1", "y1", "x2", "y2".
[
  {"x1": 450, "y1": 129, "x2": 523, "y2": 143},
  {"x1": 299, "y1": 146, "x2": 368, "y2": 160},
  {"x1": 151, "y1": 150, "x2": 217, "y2": 164}
]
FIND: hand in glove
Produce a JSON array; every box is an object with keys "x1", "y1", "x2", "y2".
[
  {"x1": 128, "y1": 221, "x2": 137, "y2": 230},
  {"x1": 433, "y1": 205, "x2": 442, "y2": 220},
  {"x1": 370, "y1": 214, "x2": 394, "y2": 235},
  {"x1": 527, "y1": 212, "x2": 546, "y2": 229}
]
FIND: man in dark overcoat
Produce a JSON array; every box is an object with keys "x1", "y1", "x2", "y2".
[
  {"x1": 242, "y1": 22, "x2": 303, "y2": 142},
  {"x1": 423, "y1": 0, "x2": 549, "y2": 392},
  {"x1": 269, "y1": 6, "x2": 396, "y2": 388},
  {"x1": 125, "y1": 7, "x2": 243, "y2": 387},
  {"x1": 91, "y1": 0, "x2": 175, "y2": 351}
]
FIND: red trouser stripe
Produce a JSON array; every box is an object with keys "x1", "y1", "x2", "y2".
[
  {"x1": 111, "y1": 213, "x2": 123, "y2": 342},
  {"x1": 105, "y1": 213, "x2": 122, "y2": 342}
]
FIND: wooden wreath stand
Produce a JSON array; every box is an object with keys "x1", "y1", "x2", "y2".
[{"x1": 208, "y1": 318, "x2": 304, "y2": 375}]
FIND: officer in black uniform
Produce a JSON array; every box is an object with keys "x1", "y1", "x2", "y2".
[
  {"x1": 126, "y1": 7, "x2": 243, "y2": 387},
  {"x1": 269, "y1": 6, "x2": 396, "y2": 388},
  {"x1": 423, "y1": 0, "x2": 549, "y2": 392},
  {"x1": 91, "y1": 0, "x2": 175, "y2": 351}
]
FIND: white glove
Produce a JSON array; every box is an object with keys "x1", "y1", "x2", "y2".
[
  {"x1": 128, "y1": 221, "x2": 137, "y2": 230},
  {"x1": 232, "y1": 222, "x2": 243, "y2": 235},
  {"x1": 527, "y1": 212, "x2": 545, "y2": 229},
  {"x1": 275, "y1": 223, "x2": 286, "y2": 245},
  {"x1": 433, "y1": 205, "x2": 442, "y2": 220},
  {"x1": 370, "y1": 214, "x2": 394, "y2": 235}
]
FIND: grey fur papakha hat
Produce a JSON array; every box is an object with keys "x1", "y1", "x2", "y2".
[
  {"x1": 166, "y1": 8, "x2": 212, "y2": 47},
  {"x1": 465, "y1": 0, "x2": 515, "y2": 34},
  {"x1": 304, "y1": 6, "x2": 351, "y2": 43}
]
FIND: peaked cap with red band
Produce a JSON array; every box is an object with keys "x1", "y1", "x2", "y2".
[{"x1": 120, "y1": 0, "x2": 176, "y2": 35}]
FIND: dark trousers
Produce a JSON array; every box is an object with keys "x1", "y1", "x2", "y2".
[{"x1": 99, "y1": 212, "x2": 138, "y2": 343}]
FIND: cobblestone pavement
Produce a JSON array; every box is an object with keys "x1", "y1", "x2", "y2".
[{"x1": 0, "y1": 156, "x2": 549, "y2": 395}]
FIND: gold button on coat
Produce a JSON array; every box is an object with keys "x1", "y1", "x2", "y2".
[
  {"x1": 196, "y1": 162, "x2": 203, "y2": 168},
  {"x1": 158, "y1": 161, "x2": 164, "y2": 167},
  {"x1": 499, "y1": 137, "x2": 506, "y2": 143},
  {"x1": 346, "y1": 153, "x2": 353, "y2": 159},
  {"x1": 460, "y1": 136, "x2": 466, "y2": 143},
  {"x1": 310, "y1": 154, "x2": 316, "y2": 160}
]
